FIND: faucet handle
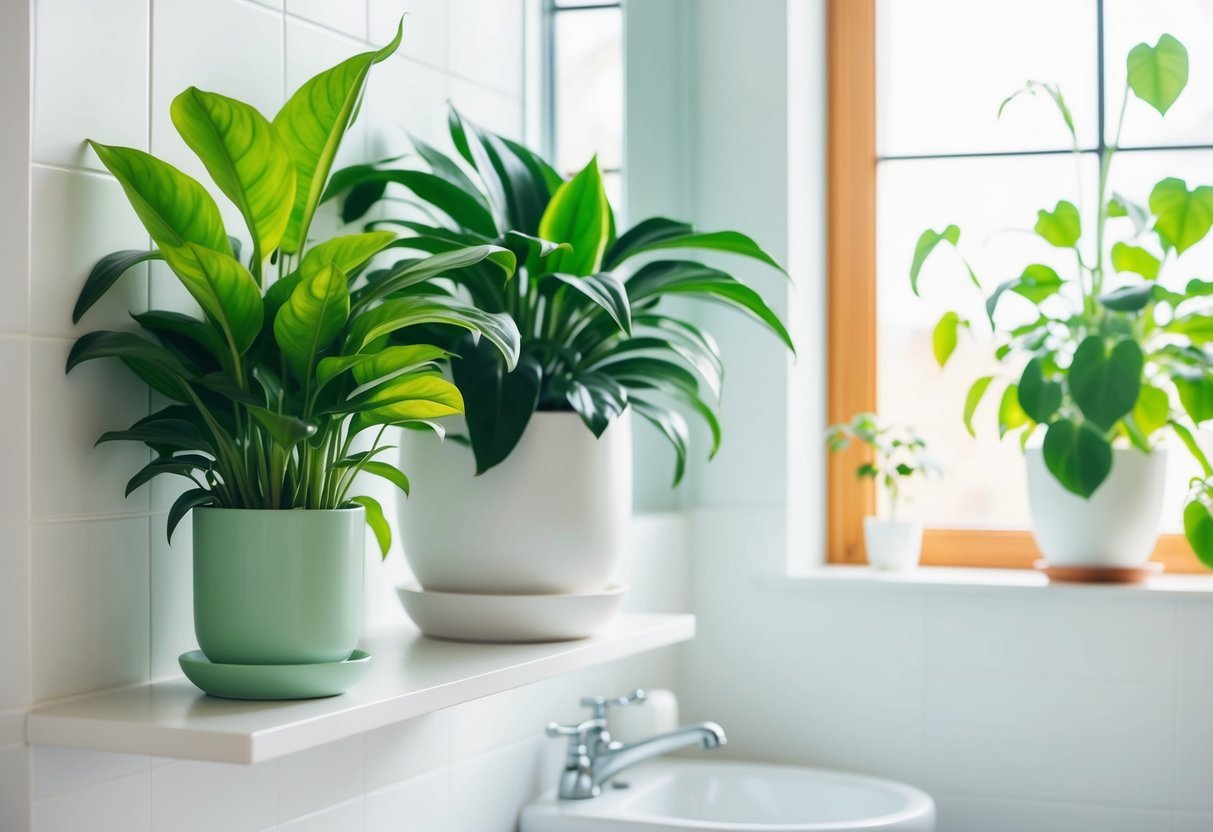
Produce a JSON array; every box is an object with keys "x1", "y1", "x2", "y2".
[{"x1": 580, "y1": 689, "x2": 647, "y2": 719}]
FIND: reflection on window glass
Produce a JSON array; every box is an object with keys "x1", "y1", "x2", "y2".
[
  {"x1": 876, "y1": 0, "x2": 1213, "y2": 533},
  {"x1": 552, "y1": 6, "x2": 623, "y2": 178}
]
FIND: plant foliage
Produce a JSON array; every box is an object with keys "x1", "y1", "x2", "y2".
[
  {"x1": 327, "y1": 109, "x2": 794, "y2": 484},
  {"x1": 825, "y1": 412, "x2": 937, "y2": 520},
  {"x1": 68, "y1": 23, "x2": 521, "y2": 553}
]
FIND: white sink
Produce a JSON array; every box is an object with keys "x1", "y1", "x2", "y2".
[{"x1": 521, "y1": 759, "x2": 935, "y2": 831}]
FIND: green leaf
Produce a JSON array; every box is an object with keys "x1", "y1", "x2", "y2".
[
  {"x1": 73, "y1": 249, "x2": 164, "y2": 324},
  {"x1": 1149, "y1": 178, "x2": 1213, "y2": 255},
  {"x1": 1131, "y1": 383, "x2": 1170, "y2": 438},
  {"x1": 1068, "y1": 336, "x2": 1143, "y2": 431},
  {"x1": 506, "y1": 230, "x2": 571, "y2": 260},
  {"x1": 171, "y1": 87, "x2": 295, "y2": 262},
  {"x1": 1167, "y1": 313, "x2": 1213, "y2": 344},
  {"x1": 909, "y1": 225, "x2": 960, "y2": 295},
  {"x1": 625, "y1": 261, "x2": 794, "y2": 353},
  {"x1": 1109, "y1": 192, "x2": 1152, "y2": 236},
  {"x1": 933, "y1": 311, "x2": 963, "y2": 367},
  {"x1": 538, "y1": 156, "x2": 610, "y2": 276},
  {"x1": 1184, "y1": 499, "x2": 1213, "y2": 569},
  {"x1": 546, "y1": 272, "x2": 632, "y2": 335},
  {"x1": 66, "y1": 330, "x2": 191, "y2": 400},
  {"x1": 274, "y1": 262, "x2": 349, "y2": 379},
  {"x1": 329, "y1": 169, "x2": 498, "y2": 237},
  {"x1": 345, "y1": 295, "x2": 520, "y2": 369},
  {"x1": 359, "y1": 461, "x2": 410, "y2": 496},
  {"x1": 1127, "y1": 33, "x2": 1189, "y2": 116},
  {"x1": 350, "y1": 495, "x2": 391, "y2": 558},
  {"x1": 998, "y1": 81, "x2": 1076, "y2": 140},
  {"x1": 1018, "y1": 358, "x2": 1062, "y2": 423},
  {"x1": 1110, "y1": 242, "x2": 1161, "y2": 280},
  {"x1": 344, "y1": 374, "x2": 465, "y2": 428},
  {"x1": 1042, "y1": 419, "x2": 1113, "y2": 498},
  {"x1": 1173, "y1": 367, "x2": 1213, "y2": 423},
  {"x1": 562, "y1": 372, "x2": 629, "y2": 438},
  {"x1": 125, "y1": 454, "x2": 212, "y2": 497},
  {"x1": 1172, "y1": 419, "x2": 1213, "y2": 477},
  {"x1": 248, "y1": 406, "x2": 316, "y2": 448},
  {"x1": 1034, "y1": 200, "x2": 1081, "y2": 248},
  {"x1": 358, "y1": 244, "x2": 516, "y2": 306},
  {"x1": 167, "y1": 488, "x2": 216, "y2": 543},
  {"x1": 88, "y1": 141, "x2": 230, "y2": 255},
  {"x1": 97, "y1": 418, "x2": 213, "y2": 455},
  {"x1": 273, "y1": 21, "x2": 403, "y2": 253},
  {"x1": 162, "y1": 242, "x2": 264, "y2": 354},
  {"x1": 451, "y1": 335, "x2": 542, "y2": 474},
  {"x1": 300, "y1": 231, "x2": 397, "y2": 279},
  {"x1": 630, "y1": 396, "x2": 690, "y2": 486},
  {"x1": 998, "y1": 384, "x2": 1030, "y2": 437},
  {"x1": 317, "y1": 344, "x2": 449, "y2": 391},
  {"x1": 1013, "y1": 264, "x2": 1064, "y2": 303},
  {"x1": 1099, "y1": 283, "x2": 1154, "y2": 312},
  {"x1": 962, "y1": 375, "x2": 993, "y2": 437},
  {"x1": 603, "y1": 217, "x2": 785, "y2": 273}
]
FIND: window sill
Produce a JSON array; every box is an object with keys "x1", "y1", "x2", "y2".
[{"x1": 760, "y1": 565, "x2": 1213, "y2": 598}]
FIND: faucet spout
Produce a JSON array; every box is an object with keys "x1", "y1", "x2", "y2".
[{"x1": 591, "y1": 721, "x2": 727, "y2": 792}]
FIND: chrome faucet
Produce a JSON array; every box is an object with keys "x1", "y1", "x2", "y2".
[{"x1": 545, "y1": 689, "x2": 727, "y2": 799}]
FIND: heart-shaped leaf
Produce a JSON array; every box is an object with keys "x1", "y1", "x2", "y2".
[
  {"x1": 1017, "y1": 357, "x2": 1062, "y2": 423},
  {"x1": 1034, "y1": 200, "x2": 1081, "y2": 248},
  {"x1": 1068, "y1": 336, "x2": 1142, "y2": 430},
  {"x1": 1042, "y1": 418, "x2": 1112, "y2": 498},
  {"x1": 1149, "y1": 178, "x2": 1213, "y2": 255},
  {"x1": 1127, "y1": 33, "x2": 1189, "y2": 116}
]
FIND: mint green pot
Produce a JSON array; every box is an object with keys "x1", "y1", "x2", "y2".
[{"x1": 193, "y1": 506, "x2": 365, "y2": 665}]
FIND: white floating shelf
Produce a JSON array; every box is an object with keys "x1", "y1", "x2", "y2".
[{"x1": 26, "y1": 613, "x2": 694, "y2": 764}]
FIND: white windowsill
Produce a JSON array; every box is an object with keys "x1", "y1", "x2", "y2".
[{"x1": 759, "y1": 565, "x2": 1213, "y2": 598}]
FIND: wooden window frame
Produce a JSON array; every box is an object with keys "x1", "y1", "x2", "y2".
[{"x1": 824, "y1": 0, "x2": 1204, "y2": 573}]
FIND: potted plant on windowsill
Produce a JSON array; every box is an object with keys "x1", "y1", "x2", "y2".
[
  {"x1": 67, "y1": 25, "x2": 520, "y2": 698},
  {"x1": 912, "y1": 33, "x2": 1213, "y2": 573},
  {"x1": 826, "y1": 413, "x2": 936, "y2": 571},
  {"x1": 326, "y1": 109, "x2": 794, "y2": 625}
]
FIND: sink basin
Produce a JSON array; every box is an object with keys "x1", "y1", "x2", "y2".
[{"x1": 521, "y1": 759, "x2": 935, "y2": 831}]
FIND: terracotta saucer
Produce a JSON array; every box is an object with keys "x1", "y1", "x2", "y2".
[{"x1": 1034, "y1": 559, "x2": 1163, "y2": 585}]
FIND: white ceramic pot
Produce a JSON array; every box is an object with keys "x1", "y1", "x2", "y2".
[
  {"x1": 1025, "y1": 445, "x2": 1166, "y2": 567},
  {"x1": 863, "y1": 518, "x2": 923, "y2": 571},
  {"x1": 398, "y1": 411, "x2": 633, "y2": 594}
]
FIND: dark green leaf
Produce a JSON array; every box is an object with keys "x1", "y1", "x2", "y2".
[
  {"x1": 630, "y1": 396, "x2": 690, "y2": 486},
  {"x1": 1099, "y1": 283, "x2": 1154, "y2": 312},
  {"x1": 248, "y1": 406, "x2": 316, "y2": 448},
  {"x1": 1068, "y1": 336, "x2": 1143, "y2": 430},
  {"x1": 1017, "y1": 357, "x2": 1062, "y2": 423},
  {"x1": 1184, "y1": 499, "x2": 1213, "y2": 569},
  {"x1": 1042, "y1": 419, "x2": 1112, "y2": 498},
  {"x1": 603, "y1": 216, "x2": 785, "y2": 273},
  {"x1": 74, "y1": 249, "x2": 164, "y2": 324},
  {"x1": 546, "y1": 272, "x2": 632, "y2": 335},
  {"x1": 167, "y1": 488, "x2": 216, "y2": 543},
  {"x1": 451, "y1": 334, "x2": 541, "y2": 474},
  {"x1": 562, "y1": 371, "x2": 628, "y2": 437}
]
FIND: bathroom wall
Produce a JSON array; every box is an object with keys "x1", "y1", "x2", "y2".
[
  {"x1": 671, "y1": 1, "x2": 1213, "y2": 830},
  {"x1": 0, "y1": 1, "x2": 692, "y2": 830}
]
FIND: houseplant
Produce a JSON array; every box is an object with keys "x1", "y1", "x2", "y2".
[
  {"x1": 327, "y1": 109, "x2": 794, "y2": 599},
  {"x1": 912, "y1": 33, "x2": 1213, "y2": 570},
  {"x1": 826, "y1": 413, "x2": 936, "y2": 570},
  {"x1": 67, "y1": 25, "x2": 520, "y2": 696}
]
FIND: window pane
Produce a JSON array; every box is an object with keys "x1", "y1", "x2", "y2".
[
  {"x1": 553, "y1": 8, "x2": 623, "y2": 175},
  {"x1": 877, "y1": 0, "x2": 1097, "y2": 156},
  {"x1": 877, "y1": 154, "x2": 1098, "y2": 527},
  {"x1": 1104, "y1": 0, "x2": 1213, "y2": 148}
]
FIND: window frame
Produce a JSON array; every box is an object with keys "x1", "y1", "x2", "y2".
[{"x1": 825, "y1": 0, "x2": 1206, "y2": 572}]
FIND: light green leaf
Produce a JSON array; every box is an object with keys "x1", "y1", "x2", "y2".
[
  {"x1": 171, "y1": 87, "x2": 295, "y2": 262},
  {"x1": 273, "y1": 21, "x2": 403, "y2": 253},
  {"x1": 359, "y1": 461, "x2": 410, "y2": 496},
  {"x1": 316, "y1": 344, "x2": 449, "y2": 391},
  {"x1": 350, "y1": 495, "x2": 391, "y2": 557},
  {"x1": 274, "y1": 262, "x2": 349, "y2": 379},
  {"x1": 1173, "y1": 367, "x2": 1213, "y2": 423},
  {"x1": 933, "y1": 311, "x2": 963, "y2": 367},
  {"x1": 1132, "y1": 383, "x2": 1170, "y2": 438},
  {"x1": 909, "y1": 225, "x2": 960, "y2": 295},
  {"x1": 998, "y1": 384, "x2": 1030, "y2": 437},
  {"x1": 1149, "y1": 177, "x2": 1213, "y2": 255},
  {"x1": 1110, "y1": 242, "x2": 1161, "y2": 280},
  {"x1": 299, "y1": 231, "x2": 397, "y2": 279},
  {"x1": 348, "y1": 374, "x2": 465, "y2": 432},
  {"x1": 1034, "y1": 200, "x2": 1081, "y2": 248},
  {"x1": 88, "y1": 141, "x2": 229, "y2": 255},
  {"x1": 1127, "y1": 33, "x2": 1189, "y2": 116},
  {"x1": 538, "y1": 156, "x2": 610, "y2": 276},
  {"x1": 963, "y1": 375, "x2": 993, "y2": 437},
  {"x1": 161, "y1": 242, "x2": 263, "y2": 354}
]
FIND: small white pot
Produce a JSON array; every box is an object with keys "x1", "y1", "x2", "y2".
[
  {"x1": 1025, "y1": 445, "x2": 1166, "y2": 567},
  {"x1": 863, "y1": 518, "x2": 923, "y2": 571},
  {"x1": 398, "y1": 411, "x2": 633, "y2": 594}
]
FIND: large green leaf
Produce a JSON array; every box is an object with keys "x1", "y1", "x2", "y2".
[
  {"x1": 273, "y1": 21, "x2": 403, "y2": 253},
  {"x1": 451, "y1": 335, "x2": 542, "y2": 474},
  {"x1": 538, "y1": 156, "x2": 610, "y2": 276},
  {"x1": 357, "y1": 245, "x2": 515, "y2": 307},
  {"x1": 1068, "y1": 336, "x2": 1142, "y2": 430},
  {"x1": 329, "y1": 169, "x2": 498, "y2": 237},
  {"x1": 626, "y1": 261, "x2": 794, "y2": 352},
  {"x1": 1127, "y1": 33, "x2": 1189, "y2": 116},
  {"x1": 562, "y1": 371, "x2": 628, "y2": 438},
  {"x1": 161, "y1": 242, "x2": 264, "y2": 354},
  {"x1": 133, "y1": 310, "x2": 227, "y2": 368},
  {"x1": 1099, "y1": 283, "x2": 1155, "y2": 312},
  {"x1": 316, "y1": 344, "x2": 448, "y2": 391},
  {"x1": 345, "y1": 295, "x2": 520, "y2": 368},
  {"x1": 1034, "y1": 200, "x2": 1081, "y2": 248},
  {"x1": 546, "y1": 272, "x2": 632, "y2": 335},
  {"x1": 347, "y1": 374, "x2": 465, "y2": 433},
  {"x1": 1017, "y1": 357, "x2": 1062, "y2": 423},
  {"x1": 125, "y1": 454, "x2": 212, "y2": 497},
  {"x1": 909, "y1": 225, "x2": 960, "y2": 295},
  {"x1": 1184, "y1": 499, "x2": 1213, "y2": 569},
  {"x1": 603, "y1": 217, "x2": 785, "y2": 273},
  {"x1": 630, "y1": 396, "x2": 690, "y2": 485},
  {"x1": 1149, "y1": 178, "x2": 1213, "y2": 255},
  {"x1": 274, "y1": 262, "x2": 349, "y2": 379},
  {"x1": 1042, "y1": 418, "x2": 1113, "y2": 498},
  {"x1": 171, "y1": 87, "x2": 295, "y2": 263},
  {"x1": 73, "y1": 248, "x2": 164, "y2": 324},
  {"x1": 89, "y1": 141, "x2": 230, "y2": 255},
  {"x1": 1110, "y1": 242, "x2": 1161, "y2": 280},
  {"x1": 1173, "y1": 367, "x2": 1213, "y2": 423},
  {"x1": 66, "y1": 330, "x2": 192, "y2": 399},
  {"x1": 299, "y1": 231, "x2": 396, "y2": 279}
]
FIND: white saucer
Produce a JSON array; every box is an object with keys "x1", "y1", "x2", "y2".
[{"x1": 396, "y1": 583, "x2": 627, "y2": 643}]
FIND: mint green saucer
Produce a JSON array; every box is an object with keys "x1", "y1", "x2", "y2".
[{"x1": 179, "y1": 650, "x2": 372, "y2": 700}]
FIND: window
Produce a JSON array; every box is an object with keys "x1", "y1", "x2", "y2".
[
  {"x1": 543, "y1": 0, "x2": 624, "y2": 207},
  {"x1": 827, "y1": 0, "x2": 1213, "y2": 571}
]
